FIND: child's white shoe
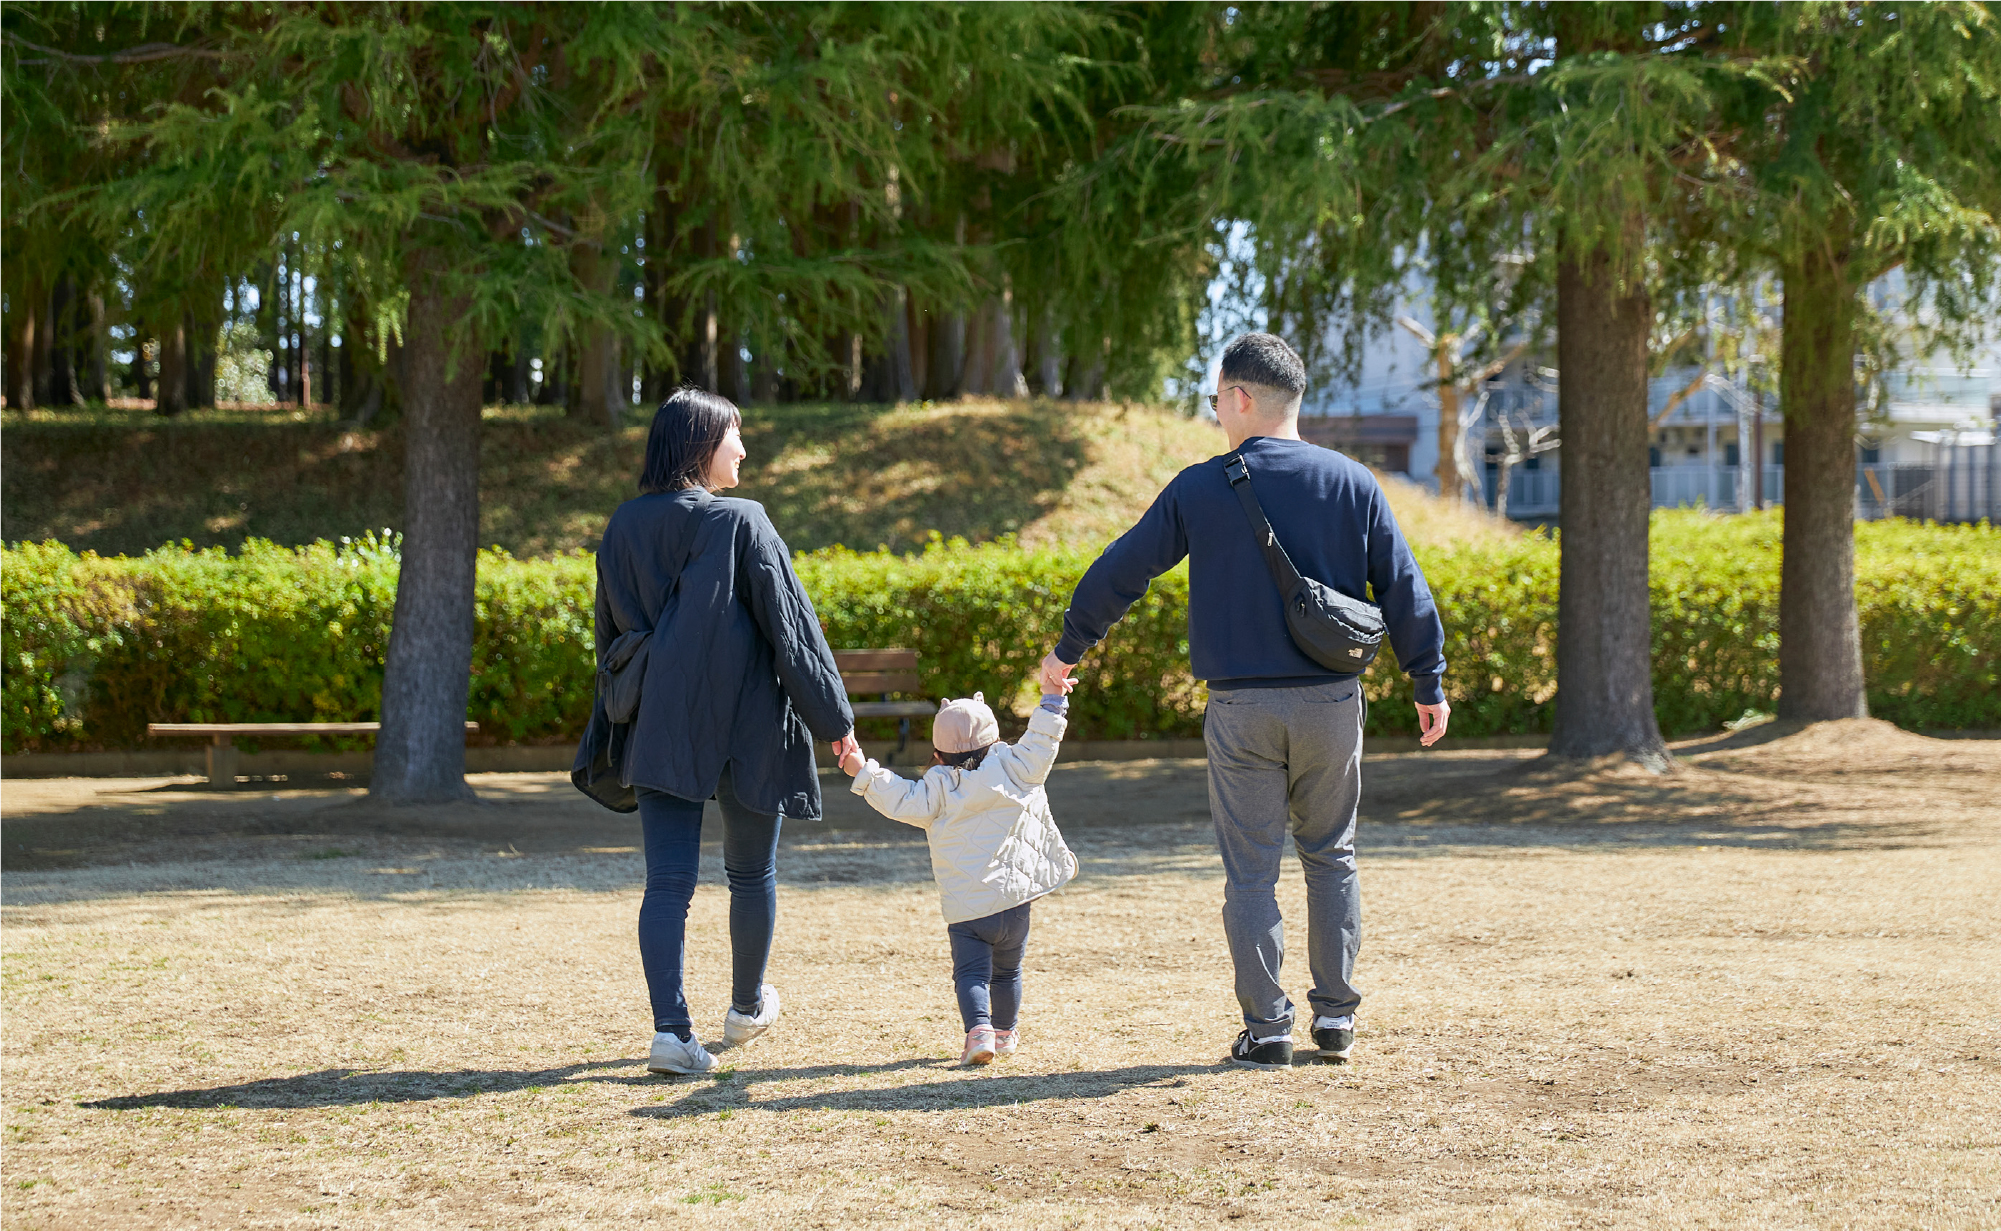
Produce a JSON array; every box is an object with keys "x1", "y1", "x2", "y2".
[
  {"x1": 960, "y1": 1027, "x2": 997, "y2": 1066},
  {"x1": 993, "y1": 1026, "x2": 1019, "y2": 1058}
]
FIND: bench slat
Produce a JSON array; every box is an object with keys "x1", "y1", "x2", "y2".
[
  {"x1": 148, "y1": 722, "x2": 480, "y2": 736},
  {"x1": 850, "y1": 701, "x2": 939, "y2": 719},
  {"x1": 833, "y1": 649, "x2": 919, "y2": 672},
  {"x1": 840, "y1": 671, "x2": 923, "y2": 694}
]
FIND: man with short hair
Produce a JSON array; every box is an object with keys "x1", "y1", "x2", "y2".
[{"x1": 1040, "y1": 331, "x2": 1449, "y2": 1067}]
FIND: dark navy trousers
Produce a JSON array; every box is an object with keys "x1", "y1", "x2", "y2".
[{"x1": 635, "y1": 767, "x2": 781, "y2": 1035}]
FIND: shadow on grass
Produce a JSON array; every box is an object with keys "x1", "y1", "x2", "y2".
[
  {"x1": 79, "y1": 1059, "x2": 649, "y2": 1110},
  {"x1": 630, "y1": 1061, "x2": 1233, "y2": 1119},
  {"x1": 78, "y1": 1057, "x2": 1236, "y2": 1114}
]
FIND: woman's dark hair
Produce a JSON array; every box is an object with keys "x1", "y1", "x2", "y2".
[{"x1": 640, "y1": 386, "x2": 743, "y2": 493}]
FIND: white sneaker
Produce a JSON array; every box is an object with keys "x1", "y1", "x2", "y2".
[
  {"x1": 961, "y1": 1027, "x2": 997, "y2": 1066},
  {"x1": 647, "y1": 1031, "x2": 718, "y2": 1075},
  {"x1": 993, "y1": 1026, "x2": 1020, "y2": 1058},
  {"x1": 721, "y1": 984, "x2": 781, "y2": 1049}
]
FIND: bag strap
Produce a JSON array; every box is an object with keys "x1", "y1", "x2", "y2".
[{"x1": 1223, "y1": 451, "x2": 1306, "y2": 600}]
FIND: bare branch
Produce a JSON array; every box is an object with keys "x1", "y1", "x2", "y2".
[{"x1": 1651, "y1": 366, "x2": 1708, "y2": 427}]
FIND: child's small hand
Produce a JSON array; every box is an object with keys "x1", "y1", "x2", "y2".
[{"x1": 839, "y1": 748, "x2": 865, "y2": 777}]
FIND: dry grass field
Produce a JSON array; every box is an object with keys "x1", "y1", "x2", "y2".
[{"x1": 4, "y1": 720, "x2": 1997, "y2": 1228}]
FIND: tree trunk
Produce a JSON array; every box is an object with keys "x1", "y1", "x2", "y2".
[
  {"x1": 907, "y1": 299, "x2": 930, "y2": 395},
  {"x1": 724, "y1": 323, "x2": 749, "y2": 404},
  {"x1": 156, "y1": 319, "x2": 189, "y2": 417},
  {"x1": 570, "y1": 242, "x2": 621, "y2": 427},
  {"x1": 84, "y1": 288, "x2": 109, "y2": 402},
  {"x1": 927, "y1": 306, "x2": 966, "y2": 399},
  {"x1": 961, "y1": 300, "x2": 994, "y2": 395},
  {"x1": 1548, "y1": 231, "x2": 1669, "y2": 766},
  {"x1": 887, "y1": 288, "x2": 917, "y2": 402},
  {"x1": 991, "y1": 281, "x2": 1028, "y2": 398},
  {"x1": 49, "y1": 275, "x2": 80, "y2": 406},
  {"x1": 1032, "y1": 303, "x2": 1062, "y2": 398},
  {"x1": 30, "y1": 283, "x2": 53, "y2": 406},
  {"x1": 1777, "y1": 245, "x2": 1867, "y2": 721},
  {"x1": 6, "y1": 286, "x2": 36, "y2": 409},
  {"x1": 642, "y1": 205, "x2": 672, "y2": 404},
  {"x1": 372, "y1": 259, "x2": 482, "y2": 804},
  {"x1": 187, "y1": 314, "x2": 216, "y2": 410},
  {"x1": 1435, "y1": 344, "x2": 1460, "y2": 501},
  {"x1": 695, "y1": 289, "x2": 720, "y2": 393},
  {"x1": 1066, "y1": 338, "x2": 1107, "y2": 401}
]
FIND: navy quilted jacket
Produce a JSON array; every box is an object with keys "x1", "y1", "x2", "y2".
[{"x1": 572, "y1": 488, "x2": 853, "y2": 817}]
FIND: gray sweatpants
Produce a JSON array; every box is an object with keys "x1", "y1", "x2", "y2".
[{"x1": 1204, "y1": 678, "x2": 1364, "y2": 1036}]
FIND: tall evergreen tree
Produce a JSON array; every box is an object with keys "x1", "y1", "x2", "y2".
[
  {"x1": 96, "y1": 4, "x2": 658, "y2": 800},
  {"x1": 1732, "y1": 3, "x2": 2001, "y2": 721},
  {"x1": 1100, "y1": 3, "x2": 1758, "y2": 766}
]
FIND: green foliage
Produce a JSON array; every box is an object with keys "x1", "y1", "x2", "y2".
[{"x1": 7, "y1": 512, "x2": 1995, "y2": 754}]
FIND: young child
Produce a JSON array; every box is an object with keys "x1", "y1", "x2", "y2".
[{"x1": 840, "y1": 682, "x2": 1077, "y2": 1066}]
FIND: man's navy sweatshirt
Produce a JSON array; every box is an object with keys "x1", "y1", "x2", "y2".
[{"x1": 1053, "y1": 436, "x2": 1447, "y2": 704}]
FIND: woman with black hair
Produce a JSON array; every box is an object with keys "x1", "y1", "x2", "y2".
[{"x1": 574, "y1": 386, "x2": 858, "y2": 1075}]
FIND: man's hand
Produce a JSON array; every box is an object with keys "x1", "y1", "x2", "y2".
[
  {"x1": 1038, "y1": 651, "x2": 1076, "y2": 696},
  {"x1": 1416, "y1": 700, "x2": 1451, "y2": 748},
  {"x1": 830, "y1": 731, "x2": 861, "y2": 766}
]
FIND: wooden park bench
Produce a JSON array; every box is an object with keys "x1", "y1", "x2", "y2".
[
  {"x1": 835, "y1": 649, "x2": 936, "y2": 756},
  {"x1": 148, "y1": 722, "x2": 480, "y2": 786}
]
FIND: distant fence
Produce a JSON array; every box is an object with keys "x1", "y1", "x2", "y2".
[
  {"x1": 1482, "y1": 450, "x2": 1998, "y2": 523},
  {"x1": 1859, "y1": 444, "x2": 1999, "y2": 523}
]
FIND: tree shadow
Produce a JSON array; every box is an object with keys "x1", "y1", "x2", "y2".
[
  {"x1": 742, "y1": 401, "x2": 1090, "y2": 554},
  {"x1": 1356, "y1": 750, "x2": 1975, "y2": 852}
]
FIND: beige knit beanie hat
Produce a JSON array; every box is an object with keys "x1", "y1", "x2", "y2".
[{"x1": 931, "y1": 692, "x2": 1001, "y2": 754}]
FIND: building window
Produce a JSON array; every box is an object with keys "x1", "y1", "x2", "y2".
[
  {"x1": 1649, "y1": 446, "x2": 1662, "y2": 467},
  {"x1": 1859, "y1": 444, "x2": 1880, "y2": 464},
  {"x1": 1771, "y1": 441, "x2": 1784, "y2": 466},
  {"x1": 1724, "y1": 442, "x2": 1740, "y2": 466}
]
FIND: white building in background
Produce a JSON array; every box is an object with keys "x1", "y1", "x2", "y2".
[{"x1": 1301, "y1": 281, "x2": 2001, "y2": 524}]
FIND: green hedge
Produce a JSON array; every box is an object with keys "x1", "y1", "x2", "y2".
[{"x1": 4, "y1": 512, "x2": 1996, "y2": 754}]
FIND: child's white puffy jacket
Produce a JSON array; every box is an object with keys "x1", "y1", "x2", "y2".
[{"x1": 849, "y1": 706, "x2": 1077, "y2": 924}]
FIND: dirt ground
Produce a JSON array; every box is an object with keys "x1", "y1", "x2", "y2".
[{"x1": 3, "y1": 719, "x2": 1997, "y2": 1228}]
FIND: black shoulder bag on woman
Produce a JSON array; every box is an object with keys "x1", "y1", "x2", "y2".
[
  {"x1": 571, "y1": 494, "x2": 709, "y2": 812},
  {"x1": 1222, "y1": 451, "x2": 1386, "y2": 671}
]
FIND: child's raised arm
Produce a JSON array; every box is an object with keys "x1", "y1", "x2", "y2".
[{"x1": 999, "y1": 685, "x2": 1070, "y2": 787}]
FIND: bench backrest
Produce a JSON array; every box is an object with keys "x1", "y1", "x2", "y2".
[{"x1": 834, "y1": 649, "x2": 921, "y2": 696}]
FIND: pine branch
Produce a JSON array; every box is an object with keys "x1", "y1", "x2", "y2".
[{"x1": 2, "y1": 35, "x2": 227, "y2": 66}]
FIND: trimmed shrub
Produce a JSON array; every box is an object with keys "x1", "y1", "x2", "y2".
[{"x1": 4, "y1": 511, "x2": 1995, "y2": 754}]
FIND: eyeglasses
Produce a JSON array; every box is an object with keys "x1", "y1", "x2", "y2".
[{"x1": 1208, "y1": 385, "x2": 1251, "y2": 412}]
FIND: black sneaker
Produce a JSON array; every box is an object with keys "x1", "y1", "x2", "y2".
[
  {"x1": 1228, "y1": 1029, "x2": 1293, "y2": 1069},
  {"x1": 1312, "y1": 1023, "x2": 1354, "y2": 1063}
]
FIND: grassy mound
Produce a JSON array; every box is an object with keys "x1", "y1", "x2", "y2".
[{"x1": 2, "y1": 401, "x2": 1513, "y2": 558}]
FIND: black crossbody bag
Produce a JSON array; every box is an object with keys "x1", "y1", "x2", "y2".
[{"x1": 1223, "y1": 451, "x2": 1386, "y2": 672}]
